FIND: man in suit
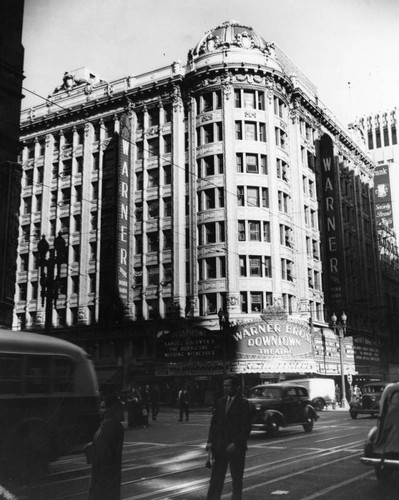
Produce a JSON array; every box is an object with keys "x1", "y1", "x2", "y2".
[{"x1": 206, "y1": 376, "x2": 252, "y2": 500}]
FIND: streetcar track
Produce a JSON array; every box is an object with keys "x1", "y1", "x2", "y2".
[{"x1": 122, "y1": 439, "x2": 365, "y2": 499}]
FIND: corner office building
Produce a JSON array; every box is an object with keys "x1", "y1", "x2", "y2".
[{"x1": 15, "y1": 21, "x2": 391, "y2": 394}]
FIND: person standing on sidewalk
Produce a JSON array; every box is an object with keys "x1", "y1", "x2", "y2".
[
  {"x1": 335, "y1": 384, "x2": 341, "y2": 408},
  {"x1": 178, "y1": 386, "x2": 190, "y2": 422},
  {"x1": 205, "y1": 376, "x2": 252, "y2": 500},
  {"x1": 86, "y1": 395, "x2": 124, "y2": 500}
]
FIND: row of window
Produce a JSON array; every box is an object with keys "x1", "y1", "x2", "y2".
[
  {"x1": 134, "y1": 231, "x2": 173, "y2": 254},
  {"x1": 195, "y1": 89, "x2": 287, "y2": 119},
  {"x1": 237, "y1": 186, "x2": 269, "y2": 208},
  {"x1": 368, "y1": 125, "x2": 397, "y2": 150},
  {"x1": 17, "y1": 273, "x2": 97, "y2": 301},
  {"x1": 20, "y1": 213, "x2": 97, "y2": 245},
  {"x1": 134, "y1": 197, "x2": 172, "y2": 221}
]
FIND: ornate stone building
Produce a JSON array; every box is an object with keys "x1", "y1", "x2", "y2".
[{"x1": 15, "y1": 22, "x2": 388, "y2": 393}]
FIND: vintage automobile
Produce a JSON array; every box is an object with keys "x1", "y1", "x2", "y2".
[
  {"x1": 248, "y1": 383, "x2": 319, "y2": 437},
  {"x1": 361, "y1": 382, "x2": 399, "y2": 480},
  {"x1": 349, "y1": 382, "x2": 389, "y2": 419}
]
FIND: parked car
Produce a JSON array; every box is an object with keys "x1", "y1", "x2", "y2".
[
  {"x1": 248, "y1": 383, "x2": 319, "y2": 437},
  {"x1": 280, "y1": 378, "x2": 335, "y2": 411},
  {"x1": 349, "y1": 382, "x2": 389, "y2": 419},
  {"x1": 361, "y1": 382, "x2": 399, "y2": 480}
]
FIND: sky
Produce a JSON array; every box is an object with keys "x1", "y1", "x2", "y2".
[{"x1": 22, "y1": 0, "x2": 399, "y2": 126}]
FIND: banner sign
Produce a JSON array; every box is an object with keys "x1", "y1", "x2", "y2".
[
  {"x1": 156, "y1": 328, "x2": 223, "y2": 362},
  {"x1": 117, "y1": 114, "x2": 131, "y2": 304},
  {"x1": 313, "y1": 330, "x2": 357, "y2": 375},
  {"x1": 318, "y1": 134, "x2": 345, "y2": 311},
  {"x1": 374, "y1": 164, "x2": 393, "y2": 228}
]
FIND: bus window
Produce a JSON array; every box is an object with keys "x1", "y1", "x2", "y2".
[
  {"x1": 26, "y1": 355, "x2": 51, "y2": 394},
  {"x1": 53, "y1": 357, "x2": 74, "y2": 393},
  {"x1": 0, "y1": 355, "x2": 23, "y2": 394}
]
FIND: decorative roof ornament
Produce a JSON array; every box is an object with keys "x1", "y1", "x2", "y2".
[{"x1": 188, "y1": 20, "x2": 272, "y2": 63}]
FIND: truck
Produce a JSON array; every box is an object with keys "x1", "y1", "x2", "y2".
[{"x1": 280, "y1": 378, "x2": 336, "y2": 411}]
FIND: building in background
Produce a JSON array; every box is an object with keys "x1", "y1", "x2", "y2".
[
  {"x1": 15, "y1": 21, "x2": 391, "y2": 396},
  {"x1": 0, "y1": 0, "x2": 25, "y2": 326},
  {"x1": 355, "y1": 110, "x2": 399, "y2": 381}
]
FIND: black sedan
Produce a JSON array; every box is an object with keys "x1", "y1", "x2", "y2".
[
  {"x1": 361, "y1": 381, "x2": 399, "y2": 480},
  {"x1": 248, "y1": 383, "x2": 319, "y2": 437}
]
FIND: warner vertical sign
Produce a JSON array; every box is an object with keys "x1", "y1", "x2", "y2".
[
  {"x1": 319, "y1": 134, "x2": 345, "y2": 311},
  {"x1": 117, "y1": 114, "x2": 131, "y2": 305}
]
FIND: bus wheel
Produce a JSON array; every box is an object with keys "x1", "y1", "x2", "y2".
[{"x1": 6, "y1": 420, "x2": 52, "y2": 484}]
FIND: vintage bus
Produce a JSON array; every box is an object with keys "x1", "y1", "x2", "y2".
[{"x1": 0, "y1": 328, "x2": 101, "y2": 481}]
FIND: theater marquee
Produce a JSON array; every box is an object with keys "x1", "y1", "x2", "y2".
[{"x1": 230, "y1": 318, "x2": 317, "y2": 374}]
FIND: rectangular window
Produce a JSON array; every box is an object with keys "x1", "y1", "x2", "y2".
[
  {"x1": 148, "y1": 108, "x2": 159, "y2": 127},
  {"x1": 203, "y1": 124, "x2": 214, "y2": 144},
  {"x1": 147, "y1": 168, "x2": 159, "y2": 188},
  {"x1": 148, "y1": 200, "x2": 159, "y2": 219},
  {"x1": 148, "y1": 138, "x2": 159, "y2": 156},
  {"x1": 243, "y1": 90, "x2": 256, "y2": 109},
  {"x1": 204, "y1": 156, "x2": 215, "y2": 176},
  {"x1": 238, "y1": 220, "x2": 245, "y2": 241},
  {"x1": 235, "y1": 122, "x2": 242, "y2": 140},
  {"x1": 205, "y1": 189, "x2": 215, "y2": 209},
  {"x1": 163, "y1": 135, "x2": 172, "y2": 154},
  {"x1": 261, "y1": 155, "x2": 267, "y2": 175},
  {"x1": 264, "y1": 256, "x2": 272, "y2": 277},
  {"x1": 249, "y1": 256, "x2": 261, "y2": 277},
  {"x1": 249, "y1": 221, "x2": 261, "y2": 241},
  {"x1": 262, "y1": 188, "x2": 269, "y2": 208},
  {"x1": 246, "y1": 154, "x2": 258, "y2": 173},
  {"x1": 164, "y1": 197, "x2": 172, "y2": 217},
  {"x1": 147, "y1": 265, "x2": 159, "y2": 285},
  {"x1": 383, "y1": 127, "x2": 389, "y2": 146},
  {"x1": 259, "y1": 123, "x2": 266, "y2": 142},
  {"x1": 245, "y1": 122, "x2": 256, "y2": 140},
  {"x1": 257, "y1": 92, "x2": 265, "y2": 110},
  {"x1": 240, "y1": 292, "x2": 248, "y2": 313},
  {"x1": 237, "y1": 187, "x2": 244, "y2": 206},
  {"x1": 236, "y1": 153, "x2": 244, "y2": 173},
  {"x1": 147, "y1": 233, "x2": 159, "y2": 253},
  {"x1": 263, "y1": 221, "x2": 270, "y2": 242},
  {"x1": 206, "y1": 258, "x2": 217, "y2": 279},
  {"x1": 163, "y1": 165, "x2": 172, "y2": 185},
  {"x1": 392, "y1": 125, "x2": 397, "y2": 145},
  {"x1": 247, "y1": 187, "x2": 259, "y2": 207},
  {"x1": 239, "y1": 256, "x2": 247, "y2": 276},
  {"x1": 202, "y1": 93, "x2": 213, "y2": 112},
  {"x1": 250, "y1": 292, "x2": 262, "y2": 312},
  {"x1": 136, "y1": 171, "x2": 143, "y2": 190},
  {"x1": 234, "y1": 89, "x2": 242, "y2": 108},
  {"x1": 205, "y1": 223, "x2": 216, "y2": 244}
]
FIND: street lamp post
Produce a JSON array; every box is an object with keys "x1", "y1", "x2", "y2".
[
  {"x1": 37, "y1": 232, "x2": 66, "y2": 331},
  {"x1": 218, "y1": 308, "x2": 229, "y2": 375},
  {"x1": 331, "y1": 312, "x2": 349, "y2": 409}
]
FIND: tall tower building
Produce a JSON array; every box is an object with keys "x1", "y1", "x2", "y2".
[
  {"x1": 0, "y1": 0, "x2": 25, "y2": 326},
  {"x1": 16, "y1": 22, "x2": 388, "y2": 392}
]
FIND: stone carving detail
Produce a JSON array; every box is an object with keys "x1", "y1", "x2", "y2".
[
  {"x1": 221, "y1": 71, "x2": 232, "y2": 100},
  {"x1": 172, "y1": 85, "x2": 182, "y2": 110}
]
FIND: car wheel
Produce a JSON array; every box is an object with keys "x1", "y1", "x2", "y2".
[
  {"x1": 349, "y1": 410, "x2": 358, "y2": 419},
  {"x1": 303, "y1": 416, "x2": 314, "y2": 432},
  {"x1": 267, "y1": 418, "x2": 279, "y2": 437},
  {"x1": 312, "y1": 398, "x2": 325, "y2": 411},
  {"x1": 375, "y1": 465, "x2": 393, "y2": 481}
]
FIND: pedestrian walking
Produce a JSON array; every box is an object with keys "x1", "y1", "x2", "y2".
[
  {"x1": 205, "y1": 376, "x2": 252, "y2": 500},
  {"x1": 85, "y1": 395, "x2": 124, "y2": 500},
  {"x1": 335, "y1": 384, "x2": 341, "y2": 407},
  {"x1": 178, "y1": 386, "x2": 190, "y2": 422},
  {"x1": 141, "y1": 384, "x2": 150, "y2": 427},
  {"x1": 150, "y1": 384, "x2": 160, "y2": 420},
  {"x1": 127, "y1": 385, "x2": 143, "y2": 428}
]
